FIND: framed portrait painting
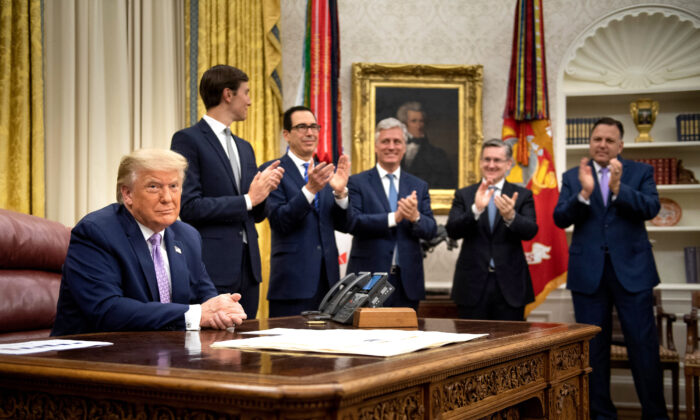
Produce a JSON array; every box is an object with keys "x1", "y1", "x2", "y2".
[{"x1": 351, "y1": 63, "x2": 484, "y2": 214}]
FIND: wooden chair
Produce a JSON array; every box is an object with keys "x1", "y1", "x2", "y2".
[
  {"x1": 610, "y1": 289, "x2": 679, "y2": 420},
  {"x1": 684, "y1": 291, "x2": 700, "y2": 420}
]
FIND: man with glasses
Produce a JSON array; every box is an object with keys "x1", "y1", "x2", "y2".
[
  {"x1": 446, "y1": 139, "x2": 538, "y2": 321},
  {"x1": 260, "y1": 106, "x2": 350, "y2": 317},
  {"x1": 171, "y1": 65, "x2": 284, "y2": 319}
]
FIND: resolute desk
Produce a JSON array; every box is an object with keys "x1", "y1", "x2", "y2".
[{"x1": 0, "y1": 317, "x2": 598, "y2": 419}]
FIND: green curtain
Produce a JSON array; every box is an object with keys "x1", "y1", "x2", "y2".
[
  {"x1": 0, "y1": 0, "x2": 44, "y2": 216},
  {"x1": 185, "y1": 0, "x2": 282, "y2": 319}
]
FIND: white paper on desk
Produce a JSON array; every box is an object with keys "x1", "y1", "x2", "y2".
[
  {"x1": 212, "y1": 329, "x2": 487, "y2": 357},
  {"x1": 0, "y1": 339, "x2": 113, "y2": 355}
]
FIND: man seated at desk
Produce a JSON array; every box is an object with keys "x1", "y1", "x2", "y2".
[{"x1": 51, "y1": 149, "x2": 247, "y2": 336}]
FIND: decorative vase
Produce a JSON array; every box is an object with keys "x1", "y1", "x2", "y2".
[{"x1": 630, "y1": 98, "x2": 659, "y2": 142}]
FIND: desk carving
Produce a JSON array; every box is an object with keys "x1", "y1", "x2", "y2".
[
  {"x1": 432, "y1": 353, "x2": 545, "y2": 417},
  {"x1": 349, "y1": 388, "x2": 424, "y2": 420}
]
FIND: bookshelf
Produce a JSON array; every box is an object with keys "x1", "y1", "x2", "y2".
[
  {"x1": 555, "y1": 6, "x2": 700, "y2": 286},
  {"x1": 562, "y1": 92, "x2": 700, "y2": 285}
]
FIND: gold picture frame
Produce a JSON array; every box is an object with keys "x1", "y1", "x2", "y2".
[{"x1": 351, "y1": 63, "x2": 483, "y2": 214}]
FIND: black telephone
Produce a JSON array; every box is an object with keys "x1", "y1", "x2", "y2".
[{"x1": 317, "y1": 271, "x2": 394, "y2": 324}]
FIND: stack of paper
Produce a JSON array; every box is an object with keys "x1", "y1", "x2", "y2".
[{"x1": 211, "y1": 328, "x2": 487, "y2": 357}]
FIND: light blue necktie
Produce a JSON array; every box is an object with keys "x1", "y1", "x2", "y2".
[
  {"x1": 487, "y1": 186, "x2": 498, "y2": 231},
  {"x1": 600, "y1": 167, "x2": 610, "y2": 206},
  {"x1": 387, "y1": 173, "x2": 399, "y2": 265},
  {"x1": 302, "y1": 163, "x2": 318, "y2": 210},
  {"x1": 387, "y1": 173, "x2": 398, "y2": 212},
  {"x1": 487, "y1": 186, "x2": 498, "y2": 270}
]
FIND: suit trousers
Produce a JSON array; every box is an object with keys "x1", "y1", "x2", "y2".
[
  {"x1": 572, "y1": 254, "x2": 668, "y2": 420},
  {"x1": 269, "y1": 259, "x2": 330, "y2": 318},
  {"x1": 216, "y1": 244, "x2": 259, "y2": 320},
  {"x1": 384, "y1": 267, "x2": 419, "y2": 311},
  {"x1": 457, "y1": 271, "x2": 525, "y2": 321}
]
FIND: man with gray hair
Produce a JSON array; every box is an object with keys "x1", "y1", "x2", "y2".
[
  {"x1": 396, "y1": 101, "x2": 454, "y2": 189},
  {"x1": 446, "y1": 139, "x2": 538, "y2": 321},
  {"x1": 346, "y1": 118, "x2": 437, "y2": 310},
  {"x1": 52, "y1": 148, "x2": 247, "y2": 336}
]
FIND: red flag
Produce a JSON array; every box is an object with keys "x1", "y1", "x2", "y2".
[
  {"x1": 302, "y1": 0, "x2": 341, "y2": 164},
  {"x1": 502, "y1": 0, "x2": 568, "y2": 316}
]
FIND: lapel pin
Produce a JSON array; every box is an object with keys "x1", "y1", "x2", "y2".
[{"x1": 174, "y1": 246, "x2": 182, "y2": 254}]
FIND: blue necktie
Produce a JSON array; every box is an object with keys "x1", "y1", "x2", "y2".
[
  {"x1": 302, "y1": 163, "x2": 318, "y2": 210},
  {"x1": 487, "y1": 186, "x2": 498, "y2": 231},
  {"x1": 487, "y1": 186, "x2": 498, "y2": 270},
  {"x1": 387, "y1": 173, "x2": 399, "y2": 265},
  {"x1": 387, "y1": 173, "x2": 398, "y2": 212}
]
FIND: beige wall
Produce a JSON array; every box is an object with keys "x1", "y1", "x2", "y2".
[
  {"x1": 281, "y1": 0, "x2": 699, "y2": 151},
  {"x1": 279, "y1": 0, "x2": 700, "y2": 289}
]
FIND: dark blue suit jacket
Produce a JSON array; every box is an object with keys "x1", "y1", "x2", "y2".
[
  {"x1": 51, "y1": 204, "x2": 218, "y2": 336},
  {"x1": 346, "y1": 168, "x2": 437, "y2": 301},
  {"x1": 260, "y1": 154, "x2": 348, "y2": 300},
  {"x1": 171, "y1": 119, "x2": 264, "y2": 291},
  {"x1": 446, "y1": 181, "x2": 538, "y2": 307},
  {"x1": 554, "y1": 156, "x2": 660, "y2": 293}
]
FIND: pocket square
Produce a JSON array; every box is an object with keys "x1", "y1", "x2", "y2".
[{"x1": 174, "y1": 246, "x2": 182, "y2": 254}]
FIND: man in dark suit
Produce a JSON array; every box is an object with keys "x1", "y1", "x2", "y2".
[
  {"x1": 397, "y1": 101, "x2": 454, "y2": 189},
  {"x1": 52, "y1": 149, "x2": 247, "y2": 336},
  {"x1": 171, "y1": 65, "x2": 284, "y2": 319},
  {"x1": 446, "y1": 139, "x2": 538, "y2": 321},
  {"x1": 554, "y1": 117, "x2": 667, "y2": 420},
  {"x1": 260, "y1": 106, "x2": 350, "y2": 317},
  {"x1": 346, "y1": 117, "x2": 437, "y2": 310}
]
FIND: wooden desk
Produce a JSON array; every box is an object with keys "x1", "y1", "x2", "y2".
[{"x1": 0, "y1": 317, "x2": 598, "y2": 419}]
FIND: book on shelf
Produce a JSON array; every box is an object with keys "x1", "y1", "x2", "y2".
[
  {"x1": 633, "y1": 158, "x2": 678, "y2": 185},
  {"x1": 685, "y1": 246, "x2": 699, "y2": 284},
  {"x1": 566, "y1": 117, "x2": 602, "y2": 145},
  {"x1": 676, "y1": 114, "x2": 700, "y2": 142}
]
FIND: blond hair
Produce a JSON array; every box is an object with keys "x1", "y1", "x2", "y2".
[{"x1": 116, "y1": 149, "x2": 188, "y2": 203}]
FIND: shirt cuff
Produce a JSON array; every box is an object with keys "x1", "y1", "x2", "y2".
[
  {"x1": 302, "y1": 186, "x2": 316, "y2": 204},
  {"x1": 185, "y1": 304, "x2": 202, "y2": 330},
  {"x1": 504, "y1": 213, "x2": 515, "y2": 226},
  {"x1": 244, "y1": 194, "x2": 252, "y2": 211},
  {"x1": 334, "y1": 195, "x2": 349, "y2": 209},
  {"x1": 471, "y1": 203, "x2": 484, "y2": 220},
  {"x1": 388, "y1": 212, "x2": 397, "y2": 228},
  {"x1": 577, "y1": 193, "x2": 591, "y2": 205}
]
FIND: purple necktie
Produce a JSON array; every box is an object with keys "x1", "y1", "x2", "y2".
[
  {"x1": 600, "y1": 167, "x2": 609, "y2": 206},
  {"x1": 148, "y1": 233, "x2": 171, "y2": 303}
]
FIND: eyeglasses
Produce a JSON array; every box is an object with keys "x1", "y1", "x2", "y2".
[
  {"x1": 291, "y1": 124, "x2": 321, "y2": 132},
  {"x1": 481, "y1": 157, "x2": 507, "y2": 164}
]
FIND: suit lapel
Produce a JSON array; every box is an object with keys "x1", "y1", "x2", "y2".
[
  {"x1": 398, "y1": 172, "x2": 410, "y2": 202},
  {"x1": 369, "y1": 169, "x2": 391, "y2": 212},
  {"x1": 198, "y1": 119, "x2": 239, "y2": 194},
  {"x1": 164, "y1": 227, "x2": 188, "y2": 304},
  {"x1": 281, "y1": 154, "x2": 306, "y2": 188},
  {"x1": 118, "y1": 206, "x2": 160, "y2": 301}
]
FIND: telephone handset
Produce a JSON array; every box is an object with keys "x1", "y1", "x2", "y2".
[
  {"x1": 318, "y1": 271, "x2": 394, "y2": 324},
  {"x1": 319, "y1": 272, "x2": 371, "y2": 316}
]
